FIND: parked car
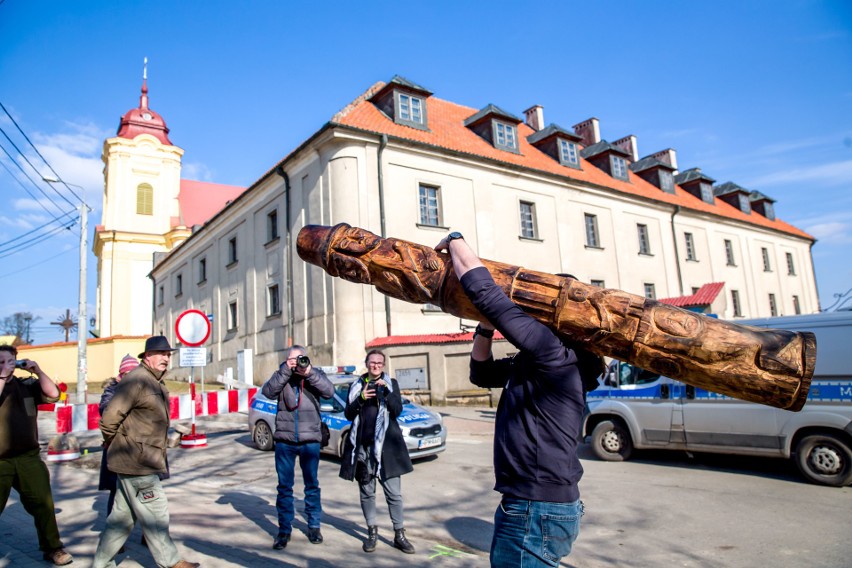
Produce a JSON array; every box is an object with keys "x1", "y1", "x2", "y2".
[
  {"x1": 249, "y1": 368, "x2": 447, "y2": 459},
  {"x1": 583, "y1": 311, "x2": 852, "y2": 486}
]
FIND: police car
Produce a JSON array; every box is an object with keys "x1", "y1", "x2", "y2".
[{"x1": 249, "y1": 366, "x2": 447, "y2": 459}]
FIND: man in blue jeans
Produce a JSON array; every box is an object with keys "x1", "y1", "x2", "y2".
[
  {"x1": 261, "y1": 345, "x2": 333, "y2": 550},
  {"x1": 436, "y1": 232, "x2": 591, "y2": 568}
]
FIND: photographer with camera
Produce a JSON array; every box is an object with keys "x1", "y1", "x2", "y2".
[
  {"x1": 261, "y1": 345, "x2": 333, "y2": 550},
  {"x1": 0, "y1": 345, "x2": 73, "y2": 565},
  {"x1": 339, "y1": 349, "x2": 415, "y2": 555}
]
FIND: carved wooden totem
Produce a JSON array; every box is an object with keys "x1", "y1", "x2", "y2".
[{"x1": 297, "y1": 223, "x2": 815, "y2": 411}]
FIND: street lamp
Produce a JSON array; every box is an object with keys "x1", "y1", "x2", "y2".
[{"x1": 43, "y1": 176, "x2": 91, "y2": 403}]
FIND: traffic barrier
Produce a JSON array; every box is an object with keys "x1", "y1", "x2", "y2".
[{"x1": 49, "y1": 387, "x2": 258, "y2": 434}]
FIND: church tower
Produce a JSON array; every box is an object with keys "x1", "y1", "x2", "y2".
[{"x1": 93, "y1": 60, "x2": 190, "y2": 337}]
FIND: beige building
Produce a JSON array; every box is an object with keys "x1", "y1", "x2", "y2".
[
  {"x1": 136, "y1": 76, "x2": 816, "y2": 400},
  {"x1": 93, "y1": 73, "x2": 245, "y2": 338}
]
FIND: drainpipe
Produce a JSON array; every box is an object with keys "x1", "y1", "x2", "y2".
[
  {"x1": 377, "y1": 134, "x2": 391, "y2": 336},
  {"x1": 670, "y1": 205, "x2": 684, "y2": 297},
  {"x1": 276, "y1": 166, "x2": 295, "y2": 347}
]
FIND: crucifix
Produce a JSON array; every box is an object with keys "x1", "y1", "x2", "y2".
[{"x1": 51, "y1": 309, "x2": 78, "y2": 343}]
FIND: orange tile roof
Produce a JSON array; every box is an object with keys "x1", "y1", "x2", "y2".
[
  {"x1": 660, "y1": 282, "x2": 725, "y2": 307},
  {"x1": 332, "y1": 81, "x2": 812, "y2": 241},
  {"x1": 366, "y1": 330, "x2": 504, "y2": 348},
  {"x1": 176, "y1": 179, "x2": 247, "y2": 228}
]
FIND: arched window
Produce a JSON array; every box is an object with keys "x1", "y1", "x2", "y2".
[{"x1": 136, "y1": 183, "x2": 153, "y2": 215}]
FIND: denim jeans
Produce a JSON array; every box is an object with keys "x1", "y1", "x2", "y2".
[
  {"x1": 491, "y1": 497, "x2": 584, "y2": 568},
  {"x1": 274, "y1": 441, "x2": 322, "y2": 535}
]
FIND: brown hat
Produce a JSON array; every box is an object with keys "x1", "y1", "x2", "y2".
[{"x1": 138, "y1": 335, "x2": 176, "y2": 358}]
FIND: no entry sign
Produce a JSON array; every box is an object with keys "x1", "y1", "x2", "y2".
[{"x1": 175, "y1": 309, "x2": 211, "y2": 347}]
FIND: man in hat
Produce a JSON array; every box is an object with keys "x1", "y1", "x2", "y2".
[{"x1": 93, "y1": 336, "x2": 199, "y2": 568}]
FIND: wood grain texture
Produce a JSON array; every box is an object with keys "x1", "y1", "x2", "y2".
[{"x1": 297, "y1": 223, "x2": 815, "y2": 411}]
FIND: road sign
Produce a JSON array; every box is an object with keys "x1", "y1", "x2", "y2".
[
  {"x1": 175, "y1": 309, "x2": 211, "y2": 347},
  {"x1": 179, "y1": 347, "x2": 207, "y2": 367}
]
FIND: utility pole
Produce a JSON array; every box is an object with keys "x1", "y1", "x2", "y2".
[{"x1": 44, "y1": 177, "x2": 90, "y2": 403}]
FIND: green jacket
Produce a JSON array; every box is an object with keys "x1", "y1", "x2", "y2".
[{"x1": 100, "y1": 362, "x2": 171, "y2": 475}]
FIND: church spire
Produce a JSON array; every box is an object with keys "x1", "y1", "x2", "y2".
[{"x1": 140, "y1": 57, "x2": 149, "y2": 110}]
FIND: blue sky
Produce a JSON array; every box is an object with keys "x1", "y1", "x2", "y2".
[{"x1": 1, "y1": 1, "x2": 851, "y2": 345}]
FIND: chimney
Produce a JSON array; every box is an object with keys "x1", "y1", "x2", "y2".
[
  {"x1": 523, "y1": 105, "x2": 545, "y2": 132},
  {"x1": 649, "y1": 148, "x2": 678, "y2": 172},
  {"x1": 573, "y1": 118, "x2": 600, "y2": 147},
  {"x1": 613, "y1": 135, "x2": 639, "y2": 162}
]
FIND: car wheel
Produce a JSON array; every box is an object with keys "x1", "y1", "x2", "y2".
[
  {"x1": 252, "y1": 420, "x2": 274, "y2": 451},
  {"x1": 338, "y1": 428, "x2": 349, "y2": 458},
  {"x1": 795, "y1": 433, "x2": 852, "y2": 487},
  {"x1": 591, "y1": 420, "x2": 633, "y2": 461}
]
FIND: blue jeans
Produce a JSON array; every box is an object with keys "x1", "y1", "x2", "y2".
[
  {"x1": 274, "y1": 441, "x2": 322, "y2": 535},
  {"x1": 491, "y1": 497, "x2": 584, "y2": 568}
]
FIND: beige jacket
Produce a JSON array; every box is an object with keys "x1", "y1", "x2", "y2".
[{"x1": 100, "y1": 363, "x2": 171, "y2": 475}]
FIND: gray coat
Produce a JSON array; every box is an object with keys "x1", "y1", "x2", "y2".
[{"x1": 262, "y1": 366, "x2": 333, "y2": 444}]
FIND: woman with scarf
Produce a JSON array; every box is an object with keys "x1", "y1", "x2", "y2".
[{"x1": 339, "y1": 349, "x2": 415, "y2": 555}]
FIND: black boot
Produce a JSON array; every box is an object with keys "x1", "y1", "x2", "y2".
[
  {"x1": 362, "y1": 525, "x2": 378, "y2": 553},
  {"x1": 394, "y1": 528, "x2": 415, "y2": 554}
]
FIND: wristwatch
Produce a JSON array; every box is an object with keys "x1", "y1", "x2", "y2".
[
  {"x1": 475, "y1": 324, "x2": 494, "y2": 339},
  {"x1": 447, "y1": 231, "x2": 464, "y2": 242}
]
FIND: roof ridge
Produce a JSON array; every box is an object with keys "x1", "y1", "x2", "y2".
[{"x1": 331, "y1": 80, "x2": 386, "y2": 122}]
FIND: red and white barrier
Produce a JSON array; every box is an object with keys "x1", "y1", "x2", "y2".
[{"x1": 49, "y1": 388, "x2": 258, "y2": 434}]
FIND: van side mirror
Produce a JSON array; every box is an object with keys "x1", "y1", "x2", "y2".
[{"x1": 320, "y1": 403, "x2": 334, "y2": 413}]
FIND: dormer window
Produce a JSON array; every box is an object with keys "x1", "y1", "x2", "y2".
[
  {"x1": 397, "y1": 92, "x2": 424, "y2": 126},
  {"x1": 559, "y1": 139, "x2": 579, "y2": 167},
  {"x1": 369, "y1": 75, "x2": 432, "y2": 131},
  {"x1": 660, "y1": 170, "x2": 674, "y2": 192},
  {"x1": 675, "y1": 168, "x2": 716, "y2": 204},
  {"x1": 762, "y1": 201, "x2": 775, "y2": 220},
  {"x1": 494, "y1": 121, "x2": 518, "y2": 151},
  {"x1": 611, "y1": 156, "x2": 628, "y2": 181},
  {"x1": 699, "y1": 182, "x2": 713, "y2": 204},
  {"x1": 527, "y1": 125, "x2": 582, "y2": 169},
  {"x1": 737, "y1": 193, "x2": 752, "y2": 214}
]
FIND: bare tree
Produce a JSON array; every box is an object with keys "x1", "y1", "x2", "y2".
[{"x1": 1, "y1": 312, "x2": 40, "y2": 345}]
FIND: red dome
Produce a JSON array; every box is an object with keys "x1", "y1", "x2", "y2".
[{"x1": 117, "y1": 79, "x2": 172, "y2": 145}]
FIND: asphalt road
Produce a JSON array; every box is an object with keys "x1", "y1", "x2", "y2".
[{"x1": 2, "y1": 407, "x2": 850, "y2": 567}]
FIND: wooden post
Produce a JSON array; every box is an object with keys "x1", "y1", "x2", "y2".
[{"x1": 297, "y1": 223, "x2": 815, "y2": 411}]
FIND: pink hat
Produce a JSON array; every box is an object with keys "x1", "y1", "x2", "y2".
[{"x1": 118, "y1": 354, "x2": 138, "y2": 376}]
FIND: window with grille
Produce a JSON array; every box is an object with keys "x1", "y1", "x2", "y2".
[
  {"x1": 792, "y1": 295, "x2": 801, "y2": 315},
  {"x1": 644, "y1": 283, "x2": 656, "y2": 300},
  {"x1": 267, "y1": 284, "x2": 281, "y2": 316},
  {"x1": 786, "y1": 252, "x2": 796, "y2": 275},
  {"x1": 724, "y1": 239, "x2": 736, "y2": 266},
  {"x1": 684, "y1": 232, "x2": 696, "y2": 261},
  {"x1": 559, "y1": 139, "x2": 579, "y2": 167},
  {"x1": 611, "y1": 156, "x2": 628, "y2": 181},
  {"x1": 731, "y1": 290, "x2": 742, "y2": 317},
  {"x1": 418, "y1": 184, "x2": 441, "y2": 226},
  {"x1": 267, "y1": 210, "x2": 279, "y2": 243},
  {"x1": 769, "y1": 293, "x2": 778, "y2": 316},
  {"x1": 228, "y1": 237, "x2": 238, "y2": 265},
  {"x1": 591, "y1": 279, "x2": 605, "y2": 288},
  {"x1": 494, "y1": 121, "x2": 518, "y2": 151},
  {"x1": 136, "y1": 183, "x2": 153, "y2": 215},
  {"x1": 762, "y1": 247, "x2": 772, "y2": 272},
  {"x1": 637, "y1": 224, "x2": 651, "y2": 255},
  {"x1": 584, "y1": 214, "x2": 600, "y2": 248},
  {"x1": 398, "y1": 93, "x2": 424, "y2": 125},
  {"x1": 227, "y1": 301, "x2": 238, "y2": 330},
  {"x1": 519, "y1": 201, "x2": 537, "y2": 239}
]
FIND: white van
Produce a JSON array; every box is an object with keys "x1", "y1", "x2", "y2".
[{"x1": 583, "y1": 310, "x2": 852, "y2": 486}]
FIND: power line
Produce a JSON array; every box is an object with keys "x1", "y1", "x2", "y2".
[
  {"x1": 0, "y1": 142, "x2": 73, "y2": 220},
  {"x1": 0, "y1": 221, "x2": 76, "y2": 258},
  {"x1": 0, "y1": 209, "x2": 77, "y2": 248},
  {"x1": 0, "y1": 101, "x2": 83, "y2": 205},
  {"x1": 0, "y1": 246, "x2": 76, "y2": 280}
]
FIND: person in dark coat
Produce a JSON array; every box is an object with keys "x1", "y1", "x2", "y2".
[
  {"x1": 98, "y1": 354, "x2": 139, "y2": 515},
  {"x1": 339, "y1": 349, "x2": 415, "y2": 554}
]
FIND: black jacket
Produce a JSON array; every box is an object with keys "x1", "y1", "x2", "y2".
[
  {"x1": 464, "y1": 266, "x2": 585, "y2": 503},
  {"x1": 339, "y1": 375, "x2": 413, "y2": 481},
  {"x1": 262, "y1": 365, "x2": 333, "y2": 444}
]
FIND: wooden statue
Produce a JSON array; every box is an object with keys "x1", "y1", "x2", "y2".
[{"x1": 297, "y1": 223, "x2": 815, "y2": 411}]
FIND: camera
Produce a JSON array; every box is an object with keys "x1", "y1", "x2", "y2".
[
  {"x1": 295, "y1": 355, "x2": 311, "y2": 369},
  {"x1": 15, "y1": 360, "x2": 28, "y2": 370}
]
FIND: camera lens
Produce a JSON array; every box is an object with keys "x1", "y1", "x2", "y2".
[
  {"x1": 296, "y1": 355, "x2": 310, "y2": 369},
  {"x1": 15, "y1": 360, "x2": 27, "y2": 369}
]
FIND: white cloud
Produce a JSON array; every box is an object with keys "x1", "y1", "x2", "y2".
[
  {"x1": 181, "y1": 161, "x2": 214, "y2": 182},
  {"x1": 806, "y1": 221, "x2": 851, "y2": 244},
  {"x1": 743, "y1": 159, "x2": 852, "y2": 188}
]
